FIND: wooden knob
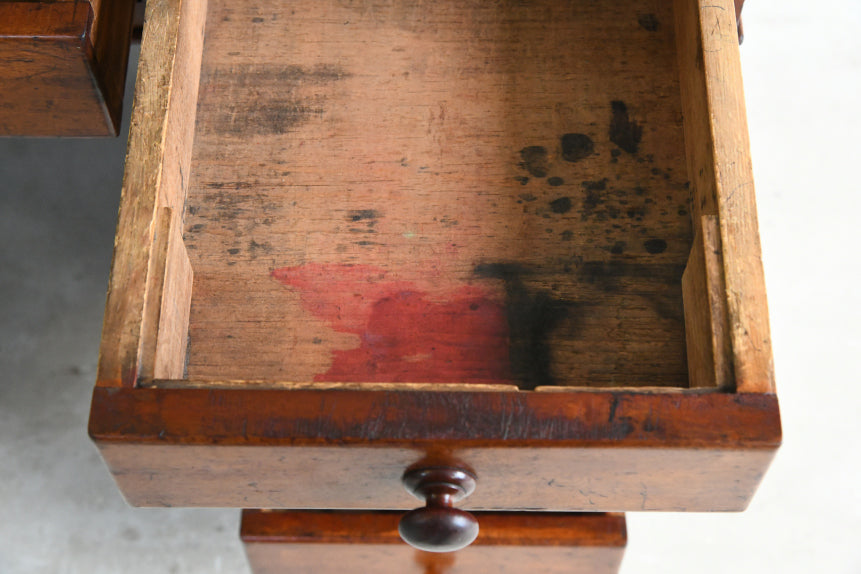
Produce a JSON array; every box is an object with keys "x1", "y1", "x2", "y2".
[{"x1": 398, "y1": 467, "x2": 479, "y2": 553}]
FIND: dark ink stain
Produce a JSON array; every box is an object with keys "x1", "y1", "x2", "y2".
[
  {"x1": 583, "y1": 179, "x2": 608, "y2": 192},
  {"x1": 519, "y1": 146, "x2": 549, "y2": 178},
  {"x1": 547, "y1": 176, "x2": 565, "y2": 187},
  {"x1": 227, "y1": 248, "x2": 240, "y2": 255},
  {"x1": 248, "y1": 239, "x2": 273, "y2": 258},
  {"x1": 611, "y1": 148, "x2": 622, "y2": 158},
  {"x1": 626, "y1": 207, "x2": 645, "y2": 220},
  {"x1": 251, "y1": 17, "x2": 265, "y2": 23},
  {"x1": 356, "y1": 240, "x2": 378, "y2": 246},
  {"x1": 312, "y1": 337, "x2": 323, "y2": 345},
  {"x1": 561, "y1": 230, "x2": 573, "y2": 241},
  {"x1": 580, "y1": 179, "x2": 609, "y2": 220},
  {"x1": 644, "y1": 239, "x2": 668, "y2": 254},
  {"x1": 474, "y1": 263, "x2": 572, "y2": 389},
  {"x1": 638, "y1": 13, "x2": 659, "y2": 31},
  {"x1": 209, "y1": 64, "x2": 350, "y2": 135},
  {"x1": 518, "y1": 193, "x2": 537, "y2": 202},
  {"x1": 610, "y1": 241, "x2": 626, "y2": 255},
  {"x1": 514, "y1": 176, "x2": 530, "y2": 185},
  {"x1": 549, "y1": 197, "x2": 572, "y2": 214},
  {"x1": 348, "y1": 209, "x2": 380, "y2": 222},
  {"x1": 560, "y1": 133, "x2": 594, "y2": 163},
  {"x1": 609, "y1": 101, "x2": 643, "y2": 154},
  {"x1": 575, "y1": 260, "x2": 686, "y2": 323}
]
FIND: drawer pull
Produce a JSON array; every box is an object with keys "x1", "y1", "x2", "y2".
[{"x1": 399, "y1": 467, "x2": 479, "y2": 553}]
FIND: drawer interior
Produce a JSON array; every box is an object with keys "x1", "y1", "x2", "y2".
[{"x1": 128, "y1": 0, "x2": 737, "y2": 391}]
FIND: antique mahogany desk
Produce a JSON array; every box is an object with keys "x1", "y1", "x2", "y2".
[{"x1": 3, "y1": 0, "x2": 779, "y2": 571}]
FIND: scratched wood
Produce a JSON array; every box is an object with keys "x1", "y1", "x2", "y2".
[
  {"x1": 241, "y1": 510, "x2": 626, "y2": 574},
  {"x1": 96, "y1": 0, "x2": 207, "y2": 387},
  {"x1": 181, "y1": 0, "x2": 693, "y2": 388}
]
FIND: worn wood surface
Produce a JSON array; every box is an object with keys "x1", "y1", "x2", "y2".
[
  {"x1": 182, "y1": 0, "x2": 693, "y2": 389},
  {"x1": 96, "y1": 0, "x2": 206, "y2": 387},
  {"x1": 138, "y1": 207, "x2": 194, "y2": 381},
  {"x1": 89, "y1": 0, "x2": 781, "y2": 514},
  {"x1": 674, "y1": 0, "x2": 774, "y2": 393},
  {"x1": 241, "y1": 510, "x2": 626, "y2": 574},
  {"x1": 683, "y1": 215, "x2": 731, "y2": 389},
  {"x1": 0, "y1": 0, "x2": 135, "y2": 136},
  {"x1": 90, "y1": 387, "x2": 781, "y2": 510}
]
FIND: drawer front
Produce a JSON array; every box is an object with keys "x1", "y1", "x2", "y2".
[
  {"x1": 241, "y1": 510, "x2": 626, "y2": 574},
  {"x1": 90, "y1": 388, "x2": 779, "y2": 511}
]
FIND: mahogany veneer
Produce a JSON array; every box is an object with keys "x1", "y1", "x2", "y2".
[{"x1": 241, "y1": 510, "x2": 626, "y2": 574}]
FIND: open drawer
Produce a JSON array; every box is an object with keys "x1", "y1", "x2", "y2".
[{"x1": 89, "y1": 0, "x2": 780, "y2": 516}]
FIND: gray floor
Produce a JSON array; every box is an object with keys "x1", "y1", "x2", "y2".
[{"x1": 1, "y1": 1, "x2": 859, "y2": 572}]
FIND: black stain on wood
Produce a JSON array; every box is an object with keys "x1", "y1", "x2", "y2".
[
  {"x1": 561, "y1": 230, "x2": 573, "y2": 241},
  {"x1": 560, "y1": 133, "x2": 595, "y2": 163},
  {"x1": 248, "y1": 239, "x2": 273, "y2": 259},
  {"x1": 609, "y1": 101, "x2": 643, "y2": 154},
  {"x1": 473, "y1": 263, "x2": 573, "y2": 390},
  {"x1": 519, "y1": 146, "x2": 549, "y2": 178},
  {"x1": 581, "y1": 179, "x2": 608, "y2": 220},
  {"x1": 518, "y1": 193, "x2": 537, "y2": 202},
  {"x1": 610, "y1": 241, "x2": 626, "y2": 255},
  {"x1": 638, "y1": 13, "x2": 659, "y2": 31},
  {"x1": 208, "y1": 64, "x2": 350, "y2": 135},
  {"x1": 644, "y1": 238, "x2": 668, "y2": 254},
  {"x1": 348, "y1": 209, "x2": 380, "y2": 222},
  {"x1": 547, "y1": 176, "x2": 565, "y2": 187},
  {"x1": 549, "y1": 197, "x2": 572, "y2": 214},
  {"x1": 251, "y1": 16, "x2": 265, "y2": 23},
  {"x1": 514, "y1": 176, "x2": 530, "y2": 185}
]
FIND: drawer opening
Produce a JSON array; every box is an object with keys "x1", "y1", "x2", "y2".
[{"x1": 121, "y1": 0, "x2": 743, "y2": 393}]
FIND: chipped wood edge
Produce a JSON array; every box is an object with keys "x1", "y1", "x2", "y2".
[
  {"x1": 96, "y1": 0, "x2": 206, "y2": 387},
  {"x1": 675, "y1": 0, "x2": 774, "y2": 393}
]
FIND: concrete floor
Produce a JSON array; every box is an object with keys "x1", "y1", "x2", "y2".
[{"x1": 1, "y1": 1, "x2": 859, "y2": 572}]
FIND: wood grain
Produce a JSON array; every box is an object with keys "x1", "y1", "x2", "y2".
[
  {"x1": 89, "y1": 387, "x2": 781, "y2": 510},
  {"x1": 682, "y1": 215, "x2": 732, "y2": 389},
  {"x1": 0, "y1": 0, "x2": 135, "y2": 136},
  {"x1": 180, "y1": 0, "x2": 693, "y2": 389},
  {"x1": 96, "y1": 0, "x2": 206, "y2": 387},
  {"x1": 674, "y1": 0, "x2": 774, "y2": 393},
  {"x1": 138, "y1": 207, "x2": 194, "y2": 381},
  {"x1": 241, "y1": 510, "x2": 626, "y2": 574}
]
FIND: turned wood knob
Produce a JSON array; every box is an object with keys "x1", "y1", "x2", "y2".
[{"x1": 398, "y1": 467, "x2": 479, "y2": 553}]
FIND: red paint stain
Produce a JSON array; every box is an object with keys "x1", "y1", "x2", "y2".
[{"x1": 271, "y1": 264, "x2": 511, "y2": 383}]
